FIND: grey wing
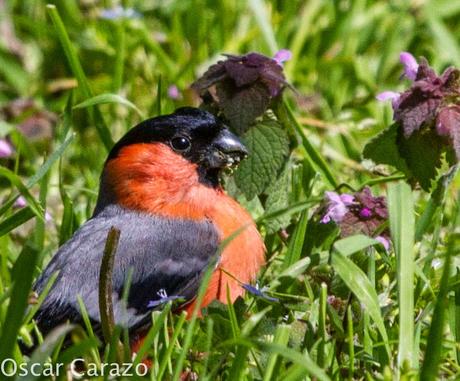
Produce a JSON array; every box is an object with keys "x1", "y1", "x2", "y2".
[{"x1": 33, "y1": 205, "x2": 220, "y2": 334}]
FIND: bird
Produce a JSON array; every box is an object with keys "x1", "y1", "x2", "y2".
[{"x1": 33, "y1": 107, "x2": 265, "y2": 351}]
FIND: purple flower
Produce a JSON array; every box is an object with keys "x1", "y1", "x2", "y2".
[
  {"x1": 320, "y1": 187, "x2": 391, "y2": 249},
  {"x1": 167, "y1": 85, "x2": 182, "y2": 100},
  {"x1": 147, "y1": 289, "x2": 184, "y2": 308},
  {"x1": 100, "y1": 6, "x2": 140, "y2": 20},
  {"x1": 0, "y1": 139, "x2": 13, "y2": 158},
  {"x1": 243, "y1": 283, "x2": 279, "y2": 302},
  {"x1": 376, "y1": 91, "x2": 401, "y2": 109},
  {"x1": 400, "y1": 52, "x2": 419, "y2": 81},
  {"x1": 320, "y1": 192, "x2": 355, "y2": 224},
  {"x1": 273, "y1": 49, "x2": 292, "y2": 66},
  {"x1": 359, "y1": 207, "x2": 372, "y2": 219}
]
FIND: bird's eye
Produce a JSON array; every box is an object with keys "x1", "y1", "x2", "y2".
[{"x1": 170, "y1": 136, "x2": 191, "y2": 152}]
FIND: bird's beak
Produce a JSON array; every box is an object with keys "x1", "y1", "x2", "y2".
[{"x1": 206, "y1": 129, "x2": 248, "y2": 169}]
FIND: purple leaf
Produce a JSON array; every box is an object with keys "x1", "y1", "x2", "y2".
[
  {"x1": 191, "y1": 52, "x2": 287, "y2": 130},
  {"x1": 393, "y1": 58, "x2": 460, "y2": 137},
  {"x1": 436, "y1": 105, "x2": 460, "y2": 159}
]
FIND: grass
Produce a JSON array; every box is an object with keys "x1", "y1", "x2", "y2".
[{"x1": 1, "y1": 0, "x2": 460, "y2": 380}]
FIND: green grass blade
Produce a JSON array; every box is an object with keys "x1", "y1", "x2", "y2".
[
  {"x1": 171, "y1": 263, "x2": 216, "y2": 381},
  {"x1": 0, "y1": 207, "x2": 35, "y2": 237},
  {"x1": 420, "y1": 216, "x2": 459, "y2": 380},
  {"x1": 132, "y1": 302, "x2": 173, "y2": 367},
  {"x1": 275, "y1": 99, "x2": 338, "y2": 188},
  {"x1": 282, "y1": 210, "x2": 308, "y2": 269},
  {"x1": 0, "y1": 133, "x2": 74, "y2": 219},
  {"x1": 262, "y1": 324, "x2": 291, "y2": 381},
  {"x1": 18, "y1": 325, "x2": 76, "y2": 381},
  {"x1": 247, "y1": 0, "x2": 278, "y2": 54},
  {"x1": 388, "y1": 181, "x2": 415, "y2": 370},
  {"x1": 332, "y1": 249, "x2": 391, "y2": 361},
  {"x1": 285, "y1": 0, "x2": 322, "y2": 78},
  {"x1": 0, "y1": 167, "x2": 44, "y2": 221},
  {"x1": 0, "y1": 241, "x2": 39, "y2": 362},
  {"x1": 46, "y1": 5, "x2": 114, "y2": 150},
  {"x1": 74, "y1": 93, "x2": 144, "y2": 117},
  {"x1": 157, "y1": 311, "x2": 187, "y2": 380},
  {"x1": 257, "y1": 341, "x2": 330, "y2": 381}
]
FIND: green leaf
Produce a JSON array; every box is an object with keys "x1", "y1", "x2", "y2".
[
  {"x1": 264, "y1": 164, "x2": 291, "y2": 233},
  {"x1": 271, "y1": 257, "x2": 311, "y2": 289},
  {"x1": 74, "y1": 93, "x2": 144, "y2": 117},
  {"x1": 333, "y1": 234, "x2": 380, "y2": 257},
  {"x1": 217, "y1": 81, "x2": 271, "y2": 134},
  {"x1": 331, "y1": 249, "x2": 391, "y2": 361},
  {"x1": 362, "y1": 123, "x2": 410, "y2": 175},
  {"x1": 235, "y1": 120, "x2": 289, "y2": 199},
  {"x1": 364, "y1": 124, "x2": 445, "y2": 191},
  {"x1": 398, "y1": 128, "x2": 444, "y2": 191}
]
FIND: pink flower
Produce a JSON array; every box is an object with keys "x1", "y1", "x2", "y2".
[
  {"x1": 376, "y1": 52, "x2": 419, "y2": 110},
  {"x1": 0, "y1": 139, "x2": 13, "y2": 158},
  {"x1": 13, "y1": 195, "x2": 52, "y2": 223},
  {"x1": 273, "y1": 49, "x2": 292, "y2": 66},
  {"x1": 45, "y1": 211, "x2": 52, "y2": 222},
  {"x1": 400, "y1": 52, "x2": 419, "y2": 81},
  {"x1": 376, "y1": 91, "x2": 401, "y2": 109},
  {"x1": 14, "y1": 196, "x2": 27, "y2": 208},
  {"x1": 375, "y1": 236, "x2": 390, "y2": 251},
  {"x1": 167, "y1": 85, "x2": 182, "y2": 100},
  {"x1": 320, "y1": 192, "x2": 355, "y2": 224}
]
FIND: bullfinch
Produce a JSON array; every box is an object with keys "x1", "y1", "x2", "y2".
[{"x1": 33, "y1": 107, "x2": 265, "y2": 348}]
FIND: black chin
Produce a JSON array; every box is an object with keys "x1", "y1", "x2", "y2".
[{"x1": 198, "y1": 167, "x2": 220, "y2": 188}]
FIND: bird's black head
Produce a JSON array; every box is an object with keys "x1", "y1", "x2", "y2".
[{"x1": 107, "y1": 107, "x2": 248, "y2": 186}]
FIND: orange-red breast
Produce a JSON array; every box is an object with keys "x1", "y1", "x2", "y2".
[{"x1": 34, "y1": 107, "x2": 265, "y2": 349}]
